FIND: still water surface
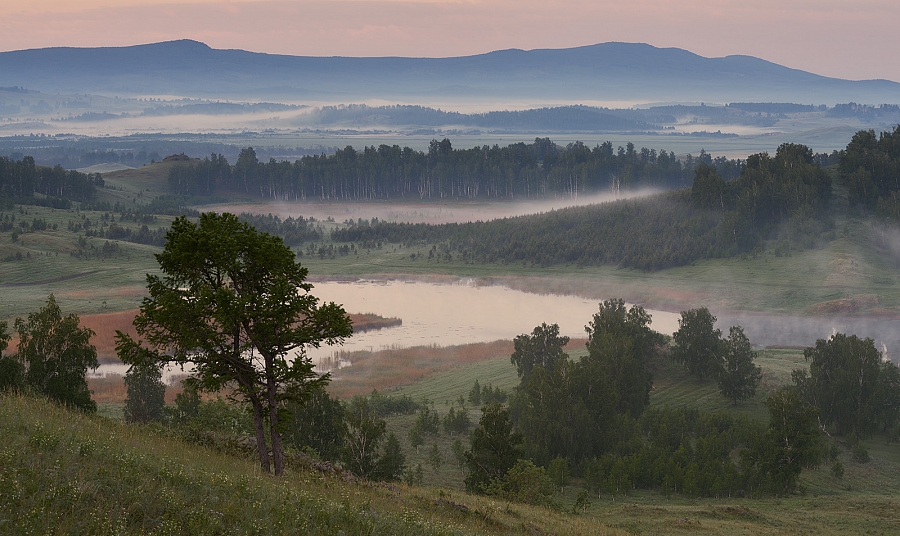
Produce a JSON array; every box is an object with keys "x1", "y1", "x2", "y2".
[
  {"x1": 93, "y1": 279, "x2": 679, "y2": 379},
  {"x1": 93, "y1": 278, "x2": 898, "y2": 380},
  {"x1": 306, "y1": 279, "x2": 680, "y2": 362}
]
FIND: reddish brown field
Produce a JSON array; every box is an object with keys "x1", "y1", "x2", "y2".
[
  {"x1": 75, "y1": 310, "x2": 400, "y2": 362},
  {"x1": 325, "y1": 340, "x2": 516, "y2": 398},
  {"x1": 82, "y1": 311, "x2": 403, "y2": 405},
  {"x1": 78, "y1": 310, "x2": 141, "y2": 362},
  {"x1": 89, "y1": 336, "x2": 510, "y2": 404}
]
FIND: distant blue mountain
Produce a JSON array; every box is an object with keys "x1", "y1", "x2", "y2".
[{"x1": 1, "y1": 40, "x2": 898, "y2": 104}]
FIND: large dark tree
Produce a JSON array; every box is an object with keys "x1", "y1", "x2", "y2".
[
  {"x1": 743, "y1": 386, "x2": 822, "y2": 494},
  {"x1": 794, "y1": 333, "x2": 889, "y2": 437},
  {"x1": 585, "y1": 299, "x2": 664, "y2": 417},
  {"x1": 672, "y1": 307, "x2": 722, "y2": 380},
  {"x1": 14, "y1": 295, "x2": 98, "y2": 412},
  {"x1": 122, "y1": 212, "x2": 352, "y2": 475},
  {"x1": 510, "y1": 322, "x2": 569, "y2": 381},
  {"x1": 717, "y1": 326, "x2": 762, "y2": 405},
  {"x1": 465, "y1": 403, "x2": 523, "y2": 494}
]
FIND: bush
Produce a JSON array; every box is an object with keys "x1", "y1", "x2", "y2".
[
  {"x1": 486, "y1": 459, "x2": 559, "y2": 509},
  {"x1": 123, "y1": 363, "x2": 166, "y2": 423},
  {"x1": 831, "y1": 461, "x2": 844, "y2": 479}
]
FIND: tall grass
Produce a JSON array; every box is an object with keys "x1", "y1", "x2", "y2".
[{"x1": 0, "y1": 392, "x2": 625, "y2": 535}]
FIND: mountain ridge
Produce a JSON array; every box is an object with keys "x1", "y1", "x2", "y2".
[{"x1": 1, "y1": 40, "x2": 898, "y2": 104}]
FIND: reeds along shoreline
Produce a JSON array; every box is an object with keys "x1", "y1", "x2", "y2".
[{"x1": 74, "y1": 310, "x2": 401, "y2": 362}]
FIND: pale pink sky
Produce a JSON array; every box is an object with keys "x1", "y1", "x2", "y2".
[{"x1": 1, "y1": 0, "x2": 898, "y2": 82}]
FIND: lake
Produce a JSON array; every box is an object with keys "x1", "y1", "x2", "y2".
[{"x1": 92, "y1": 278, "x2": 898, "y2": 380}]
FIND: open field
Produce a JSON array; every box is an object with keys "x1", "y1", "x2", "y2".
[{"x1": 0, "y1": 202, "x2": 169, "y2": 321}]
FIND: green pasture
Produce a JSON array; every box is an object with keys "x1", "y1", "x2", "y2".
[{"x1": 0, "y1": 204, "x2": 172, "y2": 321}]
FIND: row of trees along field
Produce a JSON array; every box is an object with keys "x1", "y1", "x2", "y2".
[
  {"x1": 331, "y1": 143, "x2": 832, "y2": 270},
  {"x1": 0, "y1": 155, "x2": 103, "y2": 204},
  {"x1": 167, "y1": 139, "x2": 741, "y2": 199}
]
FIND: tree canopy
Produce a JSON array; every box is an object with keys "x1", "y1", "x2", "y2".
[
  {"x1": 672, "y1": 307, "x2": 723, "y2": 380},
  {"x1": 14, "y1": 294, "x2": 98, "y2": 412},
  {"x1": 465, "y1": 403, "x2": 524, "y2": 494},
  {"x1": 718, "y1": 326, "x2": 762, "y2": 405},
  {"x1": 794, "y1": 333, "x2": 897, "y2": 437},
  {"x1": 510, "y1": 322, "x2": 569, "y2": 380},
  {"x1": 121, "y1": 212, "x2": 352, "y2": 475}
]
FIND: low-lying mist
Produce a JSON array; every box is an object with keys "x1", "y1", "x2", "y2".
[{"x1": 210, "y1": 189, "x2": 662, "y2": 225}]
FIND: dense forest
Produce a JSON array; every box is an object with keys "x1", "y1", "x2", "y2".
[
  {"x1": 331, "y1": 143, "x2": 831, "y2": 270},
  {"x1": 0, "y1": 155, "x2": 103, "y2": 204},
  {"x1": 166, "y1": 138, "x2": 741, "y2": 200}
]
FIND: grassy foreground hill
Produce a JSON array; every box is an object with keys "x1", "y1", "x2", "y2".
[
  {"x1": 6, "y1": 374, "x2": 900, "y2": 535},
  {"x1": 0, "y1": 392, "x2": 622, "y2": 535}
]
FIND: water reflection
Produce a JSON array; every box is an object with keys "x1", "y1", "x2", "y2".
[
  {"x1": 92, "y1": 278, "x2": 899, "y2": 381},
  {"x1": 305, "y1": 279, "x2": 681, "y2": 364}
]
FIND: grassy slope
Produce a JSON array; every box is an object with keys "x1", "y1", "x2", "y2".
[{"x1": 0, "y1": 392, "x2": 627, "y2": 535}]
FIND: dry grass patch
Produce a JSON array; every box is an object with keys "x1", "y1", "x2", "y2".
[{"x1": 327, "y1": 340, "x2": 516, "y2": 398}]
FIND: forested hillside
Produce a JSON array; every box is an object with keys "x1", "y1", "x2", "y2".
[
  {"x1": 166, "y1": 138, "x2": 739, "y2": 200},
  {"x1": 332, "y1": 143, "x2": 832, "y2": 270}
]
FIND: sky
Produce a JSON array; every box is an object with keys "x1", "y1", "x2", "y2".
[{"x1": 1, "y1": 0, "x2": 898, "y2": 82}]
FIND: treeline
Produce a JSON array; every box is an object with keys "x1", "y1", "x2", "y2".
[
  {"x1": 313, "y1": 102, "x2": 841, "y2": 132},
  {"x1": 315, "y1": 104, "x2": 657, "y2": 131},
  {"x1": 335, "y1": 193, "x2": 721, "y2": 270},
  {"x1": 0, "y1": 155, "x2": 103, "y2": 202},
  {"x1": 80, "y1": 211, "x2": 322, "y2": 248},
  {"x1": 167, "y1": 139, "x2": 738, "y2": 200},
  {"x1": 332, "y1": 143, "x2": 831, "y2": 270},
  {"x1": 840, "y1": 125, "x2": 900, "y2": 220},
  {"x1": 142, "y1": 102, "x2": 303, "y2": 116},
  {"x1": 690, "y1": 142, "x2": 832, "y2": 252}
]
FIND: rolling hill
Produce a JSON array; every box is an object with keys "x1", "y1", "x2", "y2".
[{"x1": 2, "y1": 40, "x2": 899, "y2": 104}]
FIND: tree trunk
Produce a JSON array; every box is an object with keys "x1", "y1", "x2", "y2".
[
  {"x1": 251, "y1": 397, "x2": 270, "y2": 473},
  {"x1": 266, "y1": 354, "x2": 285, "y2": 476}
]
